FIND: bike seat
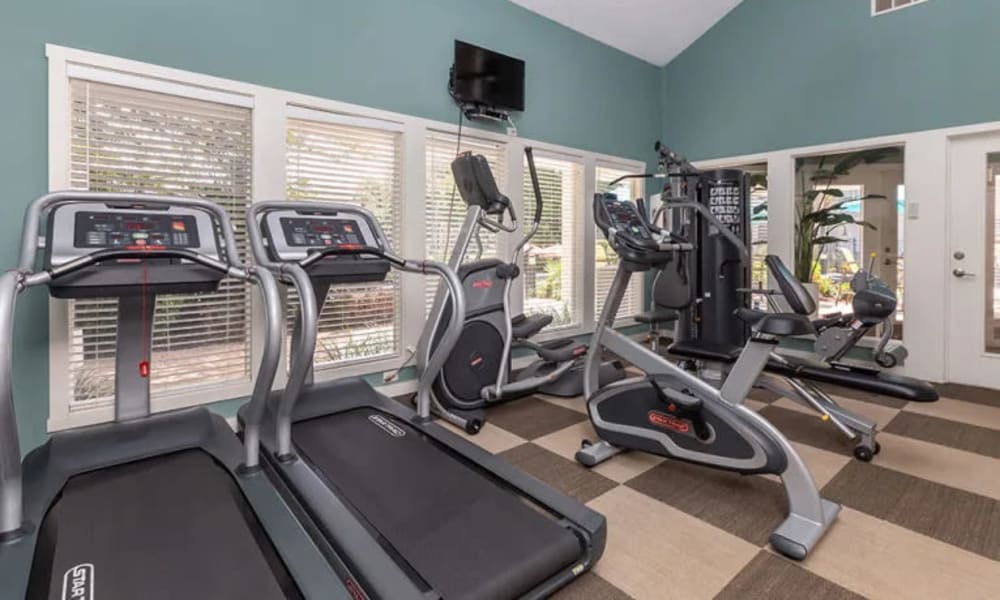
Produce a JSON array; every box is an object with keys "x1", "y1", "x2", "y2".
[
  {"x1": 511, "y1": 313, "x2": 553, "y2": 339},
  {"x1": 667, "y1": 339, "x2": 742, "y2": 363},
  {"x1": 753, "y1": 313, "x2": 815, "y2": 337}
]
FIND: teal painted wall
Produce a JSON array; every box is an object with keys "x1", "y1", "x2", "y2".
[
  {"x1": 0, "y1": 0, "x2": 661, "y2": 454},
  {"x1": 660, "y1": 0, "x2": 999, "y2": 160}
]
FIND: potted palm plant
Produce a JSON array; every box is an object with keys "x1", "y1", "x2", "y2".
[
  {"x1": 790, "y1": 148, "x2": 899, "y2": 313},
  {"x1": 752, "y1": 148, "x2": 897, "y2": 311}
]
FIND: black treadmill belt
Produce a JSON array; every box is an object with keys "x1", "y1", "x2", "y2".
[
  {"x1": 26, "y1": 450, "x2": 300, "y2": 600},
  {"x1": 293, "y1": 408, "x2": 582, "y2": 600}
]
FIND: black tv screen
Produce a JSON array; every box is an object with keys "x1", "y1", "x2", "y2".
[{"x1": 452, "y1": 41, "x2": 525, "y2": 112}]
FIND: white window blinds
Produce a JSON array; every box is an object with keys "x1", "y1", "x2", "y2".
[
  {"x1": 424, "y1": 131, "x2": 507, "y2": 309},
  {"x1": 286, "y1": 115, "x2": 402, "y2": 369},
  {"x1": 68, "y1": 79, "x2": 253, "y2": 408},
  {"x1": 522, "y1": 155, "x2": 583, "y2": 329},
  {"x1": 595, "y1": 166, "x2": 644, "y2": 321}
]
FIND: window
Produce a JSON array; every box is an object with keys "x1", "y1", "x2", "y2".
[
  {"x1": 522, "y1": 155, "x2": 583, "y2": 329},
  {"x1": 68, "y1": 79, "x2": 253, "y2": 408},
  {"x1": 51, "y1": 46, "x2": 649, "y2": 426},
  {"x1": 424, "y1": 131, "x2": 507, "y2": 309},
  {"x1": 873, "y1": 0, "x2": 927, "y2": 16},
  {"x1": 286, "y1": 111, "x2": 403, "y2": 369},
  {"x1": 896, "y1": 184, "x2": 906, "y2": 324},
  {"x1": 987, "y1": 155, "x2": 1000, "y2": 353},
  {"x1": 813, "y1": 184, "x2": 864, "y2": 317},
  {"x1": 726, "y1": 163, "x2": 769, "y2": 307},
  {"x1": 595, "y1": 166, "x2": 644, "y2": 321}
]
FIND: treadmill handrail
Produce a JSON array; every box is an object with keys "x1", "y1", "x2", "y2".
[
  {"x1": 46, "y1": 247, "x2": 235, "y2": 280},
  {"x1": 1, "y1": 193, "x2": 286, "y2": 538},
  {"x1": 0, "y1": 271, "x2": 22, "y2": 536},
  {"x1": 300, "y1": 245, "x2": 405, "y2": 269},
  {"x1": 245, "y1": 201, "x2": 468, "y2": 456}
]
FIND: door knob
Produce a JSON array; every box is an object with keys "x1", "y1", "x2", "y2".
[{"x1": 953, "y1": 268, "x2": 975, "y2": 278}]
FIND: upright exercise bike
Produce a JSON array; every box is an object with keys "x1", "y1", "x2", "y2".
[
  {"x1": 577, "y1": 191, "x2": 839, "y2": 560},
  {"x1": 418, "y1": 148, "x2": 624, "y2": 433}
]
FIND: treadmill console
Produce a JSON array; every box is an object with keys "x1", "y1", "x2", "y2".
[
  {"x1": 262, "y1": 208, "x2": 391, "y2": 283},
  {"x1": 279, "y1": 216, "x2": 366, "y2": 249},
  {"x1": 74, "y1": 211, "x2": 201, "y2": 250},
  {"x1": 45, "y1": 202, "x2": 225, "y2": 298}
]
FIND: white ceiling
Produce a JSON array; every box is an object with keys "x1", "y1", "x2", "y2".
[{"x1": 509, "y1": 0, "x2": 743, "y2": 66}]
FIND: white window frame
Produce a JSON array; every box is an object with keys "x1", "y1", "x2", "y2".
[
  {"x1": 515, "y1": 147, "x2": 587, "y2": 336},
  {"x1": 45, "y1": 44, "x2": 648, "y2": 430},
  {"x1": 872, "y1": 0, "x2": 928, "y2": 16},
  {"x1": 285, "y1": 105, "x2": 408, "y2": 374}
]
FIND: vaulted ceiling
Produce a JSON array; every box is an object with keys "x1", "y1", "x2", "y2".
[{"x1": 509, "y1": 0, "x2": 743, "y2": 66}]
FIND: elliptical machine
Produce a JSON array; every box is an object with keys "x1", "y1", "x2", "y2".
[
  {"x1": 418, "y1": 147, "x2": 624, "y2": 433},
  {"x1": 578, "y1": 191, "x2": 839, "y2": 560}
]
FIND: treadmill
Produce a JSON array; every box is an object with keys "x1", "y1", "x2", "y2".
[
  {"x1": 240, "y1": 200, "x2": 606, "y2": 600},
  {"x1": 0, "y1": 192, "x2": 354, "y2": 600}
]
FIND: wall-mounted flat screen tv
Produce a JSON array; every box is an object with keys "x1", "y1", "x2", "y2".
[{"x1": 451, "y1": 40, "x2": 525, "y2": 112}]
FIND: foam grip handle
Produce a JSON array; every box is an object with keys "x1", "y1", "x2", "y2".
[{"x1": 524, "y1": 147, "x2": 544, "y2": 224}]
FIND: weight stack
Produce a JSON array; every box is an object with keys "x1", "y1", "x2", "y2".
[{"x1": 695, "y1": 169, "x2": 752, "y2": 348}]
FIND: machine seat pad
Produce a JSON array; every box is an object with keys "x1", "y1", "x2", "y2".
[
  {"x1": 635, "y1": 307, "x2": 679, "y2": 324},
  {"x1": 754, "y1": 313, "x2": 815, "y2": 337},
  {"x1": 742, "y1": 308, "x2": 855, "y2": 333},
  {"x1": 668, "y1": 339, "x2": 742, "y2": 363},
  {"x1": 511, "y1": 313, "x2": 553, "y2": 339},
  {"x1": 764, "y1": 361, "x2": 939, "y2": 402},
  {"x1": 735, "y1": 307, "x2": 767, "y2": 326}
]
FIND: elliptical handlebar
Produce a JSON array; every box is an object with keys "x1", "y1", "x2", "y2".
[
  {"x1": 490, "y1": 147, "x2": 546, "y2": 401},
  {"x1": 524, "y1": 147, "x2": 544, "y2": 226},
  {"x1": 509, "y1": 147, "x2": 544, "y2": 262},
  {"x1": 478, "y1": 204, "x2": 518, "y2": 234}
]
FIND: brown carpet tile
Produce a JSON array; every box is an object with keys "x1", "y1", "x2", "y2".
[{"x1": 822, "y1": 461, "x2": 1000, "y2": 560}]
